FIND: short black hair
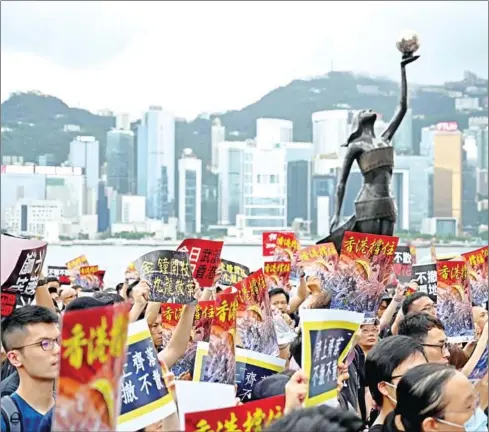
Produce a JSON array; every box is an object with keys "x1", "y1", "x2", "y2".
[
  {"x1": 268, "y1": 288, "x2": 289, "y2": 303},
  {"x1": 116, "y1": 283, "x2": 124, "y2": 293},
  {"x1": 46, "y1": 276, "x2": 60, "y2": 284},
  {"x1": 365, "y1": 336, "x2": 427, "y2": 407},
  {"x1": 264, "y1": 405, "x2": 364, "y2": 432},
  {"x1": 1, "y1": 305, "x2": 58, "y2": 351},
  {"x1": 65, "y1": 292, "x2": 124, "y2": 312},
  {"x1": 72, "y1": 285, "x2": 83, "y2": 291},
  {"x1": 401, "y1": 292, "x2": 431, "y2": 315},
  {"x1": 93, "y1": 292, "x2": 125, "y2": 304},
  {"x1": 398, "y1": 312, "x2": 445, "y2": 343},
  {"x1": 126, "y1": 279, "x2": 140, "y2": 298}
]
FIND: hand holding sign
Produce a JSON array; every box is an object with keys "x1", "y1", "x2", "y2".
[{"x1": 284, "y1": 369, "x2": 308, "y2": 415}]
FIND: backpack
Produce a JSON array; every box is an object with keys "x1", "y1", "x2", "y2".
[{"x1": 1, "y1": 395, "x2": 22, "y2": 432}]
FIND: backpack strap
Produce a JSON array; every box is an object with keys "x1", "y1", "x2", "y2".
[{"x1": 1, "y1": 395, "x2": 22, "y2": 432}]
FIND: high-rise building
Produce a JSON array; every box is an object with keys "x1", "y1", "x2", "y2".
[
  {"x1": 312, "y1": 110, "x2": 349, "y2": 158},
  {"x1": 433, "y1": 125, "x2": 463, "y2": 233},
  {"x1": 311, "y1": 174, "x2": 337, "y2": 236},
  {"x1": 96, "y1": 180, "x2": 110, "y2": 233},
  {"x1": 136, "y1": 106, "x2": 175, "y2": 220},
  {"x1": 115, "y1": 112, "x2": 131, "y2": 131},
  {"x1": 396, "y1": 155, "x2": 432, "y2": 231},
  {"x1": 393, "y1": 108, "x2": 413, "y2": 154},
  {"x1": 211, "y1": 118, "x2": 225, "y2": 173},
  {"x1": 256, "y1": 118, "x2": 293, "y2": 147},
  {"x1": 38, "y1": 153, "x2": 56, "y2": 166},
  {"x1": 118, "y1": 195, "x2": 146, "y2": 224},
  {"x1": 217, "y1": 141, "x2": 247, "y2": 225},
  {"x1": 69, "y1": 136, "x2": 100, "y2": 214},
  {"x1": 419, "y1": 126, "x2": 437, "y2": 159},
  {"x1": 178, "y1": 149, "x2": 202, "y2": 234},
  {"x1": 202, "y1": 168, "x2": 219, "y2": 230},
  {"x1": 106, "y1": 129, "x2": 136, "y2": 194}
]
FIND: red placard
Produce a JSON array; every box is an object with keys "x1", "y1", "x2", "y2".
[
  {"x1": 177, "y1": 239, "x2": 224, "y2": 287},
  {"x1": 1, "y1": 293, "x2": 17, "y2": 317},
  {"x1": 262, "y1": 232, "x2": 298, "y2": 259},
  {"x1": 264, "y1": 261, "x2": 291, "y2": 288},
  {"x1": 185, "y1": 395, "x2": 285, "y2": 432}
]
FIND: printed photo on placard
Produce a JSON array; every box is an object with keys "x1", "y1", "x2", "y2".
[
  {"x1": 117, "y1": 320, "x2": 176, "y2": 431},
  {"x1": 298, "y1": 243, "x2": 338, "y2": 294},
  {"x1": 462, "y1": 246, "x2": 488, "y2": 306},
  {"x1": 436, "y1": 261, "x2": 475, "y2": 343},
  {"x1": 219, "y1": 259, "x2": 250, "y2": 287},
  {"x1": 177, "y1": 238, "x2": 224, "y2": 287},
  {"x1": 468, "y1": 347, "x2": 488, "y2": 383},
  {"x1": 47, "y1": 265, "x2": 71, "y2": 285},
  {"x1": 264, "y1": 261, "x2": 291, "y2": 289},
  {"x1": 301, "y1": 308, "x2": 364, "y2": 407},
  {"x1": 330, "y1": 232, "x2": 399, "y2": 318},
  {"x1": 53, "y1": 303, "x2": 130, "y2": 431},
  {"x1": 390, "y1": 245, "x2": 414, "y2": 286}
]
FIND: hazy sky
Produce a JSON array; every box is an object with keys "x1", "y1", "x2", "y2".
[{"x1": 1, "y1": 1, "x2": 487, "y2": 119}]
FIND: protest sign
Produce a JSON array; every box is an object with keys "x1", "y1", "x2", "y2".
[
  {"x1": 117, "y1": 320, "x2": 176, "y2": 431},
  {"x1": 53, "y1": 303, "x2": 130, "y2": 431},
  {"x1": 301, "y1": 308, "x2": 364, "y2": 407},
  {"x1": 413, "y1": 263, "x2": 438, "y2": 300},
  {"x1": 235, "y1": 348, "x2": 286, "y2": 402},
  {"x1": 391, "y1": 245, "x2": 414, "y2": 286},
  {"x1": 468, "y1": 347, "x2": 488, "y2": 383},
  {"x1": 462, "y1": 246, "x2": 488, "y2": 306},
  {"x1": 1, "y1": 235, "x2": 47, "y2": 316},
  {"x1": 47, "y1": 265, "x2": 71, "y2": 285},
  {"x1": 233, "y1": 269, "x2": 279, "y2": 356},
  {"x1": 298, "y1": 243, "x2": 338, "y2": 293},
  {"x1": 73, "y1": 265, "x2": 103, "y2": 290},
  {"x1": 437, "y1": 261, "x2": 475, "y2": 343},
  {"x1": 219, "y1": 259, "x2": 250, "y2": 287},
  {"x1": 330, "y1": 232, "x2": 399, "y2": 318},
  {"x1": 66, "y1": 255, "x2": 89, "y2": 270},
  {"x1": 198, "y1": 291, "x2": 238, "y2": 385},
  {"x1": 133, "y1": 250, "x2": 195, "y2": 303},
  {"x1": 177, "y1": 239, "x2": 224, "y2": 287},
  {"x1": 262, "y1": 231, "x2": 298, "y2": 260},
  {"x1": 185, "y1": 394, "x2": 285, "y2": 432},
  {"x1": 264, "y1": 261, "x2": 291, "y2": 289}
]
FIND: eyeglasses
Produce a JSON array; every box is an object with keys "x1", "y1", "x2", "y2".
[
  {"x1": 421, "y1": 303, "x2": 436, "y2": 313},
  {"x1": 11, "y1": 337, "x2": 60, "y2": 352},
  {"x1": 421, "y1": 341, "x2": 449, "y2": 353}
]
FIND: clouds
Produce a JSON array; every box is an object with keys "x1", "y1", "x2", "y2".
[{"x1": 1, "y1": 1, "x2": 487, "y2": 119}]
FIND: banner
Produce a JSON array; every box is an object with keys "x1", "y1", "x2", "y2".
[
  {"x1": 462, "y1": 246, "x2": 488, "y2": 306},
  {"x1": 298, "y1": 243, "x2": 339, "y2": 293},
  {"x1": 1, "y1": 235, "x2": 47, "y2": 316},
  {"x1": 219, "y1": 259, "x2": 250, "y2": 287},
  {"x1": 47, "y1": 265, "x2": 71, "y2": 285},
  {"x1": 233, "y1": 269, "x2": 279, "y2": 356},
  {"x1": 413, "y1": 263, "x2": 437, "y2": 300},
  {"x1": 53, "y1": 303, "x2": 130, "y2": 431},
  {"x1": 262, "y1": 231, "x2": 298, "y2": 260},
  {"x1": 177, "y1": 239, "x2": 224, "y2": 287},
  {"x1": 66, "y1": 255, "x2": 89, "y2": 270},
  {"x1": 133, "y1": 250, "x2": 195, "y2": 303},
  {"x1": 301, "y1": 308, "x2": 364, "y2": 407},
  {"x1": 264, "y1": 261, "x2": 291, "y2": 289},
  {"x1": 436, "y1": 261, "x2": 475, "y2": 343},
  {"x1": 199, "y1": 291, "x2": 238, "y2": 385},
  {"x1": 185, "y1": 394, "x2": 285, "y2": 432},
  {"x1": 330, "y1": 232, "x2": 399, "y2": 318},
  {"x1": 117, "y1": 320, "x2": 176, "y2": 431}
]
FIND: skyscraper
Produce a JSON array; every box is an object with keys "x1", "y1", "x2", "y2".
[
  {"x1": 178, "y1": 149, "x2": 202, "y2": 234},
  {"x1": 211, "y1": 118, "x2": 225, "y2": 173},
  {"x1": 312, "y1": 110, "x2": 349, "y2": 158},
  {"x1": 106, "y1": 129, "x2": 136, "y2": 194},
  {"x1": 136, "y1": 106, "x2": 175, "y2": 220}
]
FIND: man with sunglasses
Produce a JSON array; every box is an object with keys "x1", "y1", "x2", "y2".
[
  {"x1": 1, "y1": 305, "x2": 59, "y2": 431},
  {"x1": 398, "y1": 312, "x2": 450, "y2": 364}
]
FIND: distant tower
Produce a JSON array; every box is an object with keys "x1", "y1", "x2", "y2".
[{"x1": 211, "y1": 118, "x2": 225, "y2": 173}]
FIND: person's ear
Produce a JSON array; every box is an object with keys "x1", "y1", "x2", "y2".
[
  {"x1": 6, "y1": 350, "x2": 23, "y2": 368},
  {"x1": 377, "y1": 381, "x2": 390, "y2": 398},
  {"x1": 421, "y1": 417, "x2": 439, "y2": 432}
]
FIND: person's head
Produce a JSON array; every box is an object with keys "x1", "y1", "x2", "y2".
[
  {"x1": 264, "y1": 404, "x2": 365, "y2": 432},
  {"x1": 402, "y1": 292, "x2": 436, "y2": 317},
  {"x1": 358, "y1": 320, "x2": 380, "y2": 352},
  {"x1": 398, "y1": 313, "x2": 450, "y2": 365},
  {"x1": 472, "y1": 306, "x2": 488, "y2": 334},
  {"x1": 365, "y1": 336, "x2": 427, "y2": 412},
  {"x1": 344, "y1": 109, "x2": 377, "y2": 146},
  {"x1": 395, "y1": 363, "x2": 485, "y2": 432},
  {"x1": 72, "y1": 284, "x2": 83, "y2": 295},
  {"x1": 447, "y1": 343, "x2": 468, "y2": 370},
  {"x1": 126, "y1": 279, "x2": 140, "y2": 305},
  {"x1": 65, "y1": 292, "x2": 123, "y2": 312},
  {"x1": 60, "y1": 287, "x2": 77, "y2": 306},
  {"x1": 1, "y1": 305, "x2": 60, "y2": 381},
  {"x1": 377, "y1": 297, "x2": 392, "y2": 319},
  {"x1": 251, "y1": 372, "x2": 292, "y2": 401},
  {"x1": 269, "y1": 288, "x2": 289, "y2": 314},
  {"x1": 46, "y1": 276, "x2": 60, "y2": 292},
  {"x1": 150, "y1": 314, "x2": 163, "y2": 348}
]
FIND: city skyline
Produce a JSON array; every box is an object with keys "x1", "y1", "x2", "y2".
[{"x1": 1, "y1": 1, "x2": 488, "y2": 119}]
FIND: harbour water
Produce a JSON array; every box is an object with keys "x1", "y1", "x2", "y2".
[{"x1": 45, "y1": 244, "x2": 476, "y2": 287}]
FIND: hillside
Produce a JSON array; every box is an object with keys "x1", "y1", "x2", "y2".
[{"x1": 1, "y1": 72, "x2": 487, "y2": 166}]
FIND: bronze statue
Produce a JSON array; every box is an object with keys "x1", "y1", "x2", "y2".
[{"x1": 318, "y1": 33, "x2": 420, "y2": 253}]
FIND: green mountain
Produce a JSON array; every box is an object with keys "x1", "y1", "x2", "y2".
[{"x1": 1, "y1": 72, "x2": 487, "y2": 166}]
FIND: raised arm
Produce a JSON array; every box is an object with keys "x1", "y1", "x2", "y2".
[{"x1": 381, "y1": 56, "x2": 418, "y2": 143}]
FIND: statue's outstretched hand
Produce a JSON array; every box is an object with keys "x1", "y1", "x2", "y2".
[{"x1": 401, "y1": 55, "x2": 420, "y2": 67}]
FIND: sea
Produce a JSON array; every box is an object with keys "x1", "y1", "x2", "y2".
[{"x1": 44, "y1": 244, "x2": 476, "y2": 288}]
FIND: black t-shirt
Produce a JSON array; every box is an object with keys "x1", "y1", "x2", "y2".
[{"x1": 369, "y1": 425, "x2": 383, "y2": 432}]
